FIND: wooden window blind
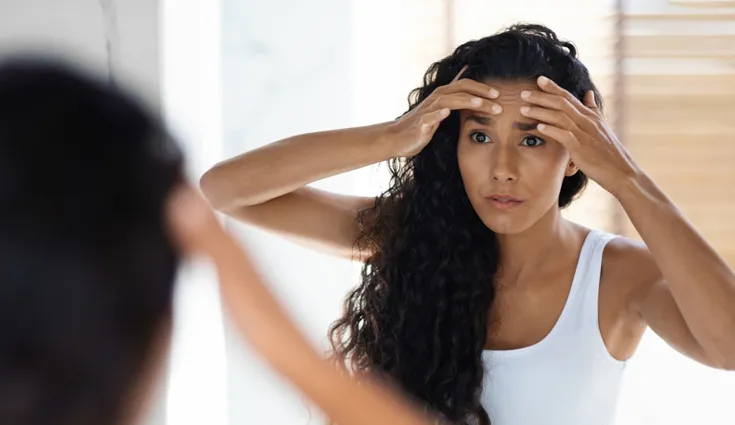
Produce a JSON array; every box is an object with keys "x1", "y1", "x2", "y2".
[{"x1": 621, "y1": 1, "x2": 735, "y2": 266}]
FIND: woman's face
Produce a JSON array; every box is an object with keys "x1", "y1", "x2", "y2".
[{"x1": 457, "y1": 79, "x2": 577, "y2": 235}]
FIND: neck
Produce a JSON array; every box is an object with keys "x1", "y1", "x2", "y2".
[{"x1": 495, "y1": 206, "x2": 579, "y2": 284}]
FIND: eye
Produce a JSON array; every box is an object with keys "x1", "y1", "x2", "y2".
[
  {"x1": 520, "y1": 135, "x2": 545, "y2": 148},
  {"x1": 470, "y1": 132, "x2": 491, "y2": 144}
]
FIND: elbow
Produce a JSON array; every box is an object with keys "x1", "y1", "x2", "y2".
[
  {"x1": 722, "y1": 353, "x2": 735, "y2": 372},
  {"x1": 705, "y1": 342, "x2": 735, "y2": 371},
  {"x1": 199, "y1": 164, "x2": 259, "y2": 213},
  {"x1": 717, "y1": 357, "x2": 735, "y2": 372}
]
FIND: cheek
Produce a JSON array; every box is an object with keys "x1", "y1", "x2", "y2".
[
  {"x1": 457, "y1": 144, "x2": 487, "y2": 187},
  {"x1": 522, "y1": 149, "x2": 570, "y2": 194},
  {"x1": 520, "y1": 146, "x2": 569, "y2": 186},
  {"x1": 527, "y1": 154, "x2": 568, "y2": 178}
]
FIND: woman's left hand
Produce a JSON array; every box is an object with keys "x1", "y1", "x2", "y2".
[{"x1": 519, "y1": 75, "x2": 641, "y2": 197}]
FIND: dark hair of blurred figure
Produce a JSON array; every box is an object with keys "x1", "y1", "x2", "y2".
[{"x1": 0, "y1": 57, "x2": 183, "y2": 425}]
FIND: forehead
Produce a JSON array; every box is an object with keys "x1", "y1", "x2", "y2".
[
  {"x1": 482, "y1": 79, "x2": 538, "y2": 101},
  {"x1": 458, "y1": 79, "x2": 539, "y2": 124}
]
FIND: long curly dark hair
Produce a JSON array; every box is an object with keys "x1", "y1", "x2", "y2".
[{"x1": 329, "y1": 24, "x2": 601, "y2": 424}]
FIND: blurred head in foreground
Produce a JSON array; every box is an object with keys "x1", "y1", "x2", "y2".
[{"x1": 0, "y1": 57, "x2": 183, "y2": 425}]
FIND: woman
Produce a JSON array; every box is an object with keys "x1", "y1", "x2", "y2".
[
  {"x1": 0, "y1": 58, "x2": 435, "y2": 425},
  {"x1": 201, "y1": 24, "x2": 735, "y2": 425}
]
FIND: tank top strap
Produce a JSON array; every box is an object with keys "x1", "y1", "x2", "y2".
[{"x1": 560, "y1": 229, "x2": 618, "y2": 333}]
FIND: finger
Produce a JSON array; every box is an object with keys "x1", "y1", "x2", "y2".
[
  {"x1": 584, "y1": 90, "x2": 596, "y2": 108},
  {"x1": 418, "y1": 122, "x2": 439, "y2": 144},
  {"x1": 584, "y1": 90, "x2": 603, "y2": 117},
  {"x1": 417, "y1": 108, "x2": 449, "y2": 140},
  {"x1": 535, "y1": 76, "x2": 595, "y2": 117},
  {"x1": 520, "y1": 89, "x2": 596, "y2": 133},
  {"x1": 421, "y1": 107, "x2": 451, "y2": 128},
  {"x1": 438, "y1": 78, "x2": 500, "y2": 100},
  {"x1": 431, "y1": 92, "x2": 503, "y2": 115},
  {"x1": 519, "y1": 105, "x2": 577, "y2": 131},
  {"x1": 536, "y1": 123, "x2": 579, "y2": 148},
  {"x1": 521, "y1": 88, "x2": 582, "y2": 117},
  {"x1": 451, "y1": 65, "x2": 469, "y2": 82}
]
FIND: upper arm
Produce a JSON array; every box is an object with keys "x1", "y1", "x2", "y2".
[
  {"x1": 221, "y1": 186, "x2": 376, "y2": 262},
  {"x1": 625, "y1": 240, "x2": 720, "y2": 368},
  {"x1": 635, "y1": 277, "x2": 718, "y2": 366}
]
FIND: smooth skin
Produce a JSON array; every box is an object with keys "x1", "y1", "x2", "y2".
[{"x1": 200, "y1": 71, "x2": 735, "y2": 371}]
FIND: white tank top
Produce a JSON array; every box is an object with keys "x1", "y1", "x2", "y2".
[{"x1": 480, "y1": 229, "x2": 626, "y2": 425}]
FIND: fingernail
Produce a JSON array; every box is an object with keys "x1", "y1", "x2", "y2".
[
  {"x1": 492, "y1": 104, "x2": 503, "y2": 114},
  {"x1": 520, "y1": 90, "x2": 531, "y2": 100},
  {"x1": 589, "y1": 91, "x2": 597, "y2": 106},
  {"x1": 538, "y1": 76, "x2": 549, "y2": 86},
  {"x1": 520, "y1": 106, "x2": 530, "y2": 115},
  {"x1": 489, "y1": 88, "x2": 499, "y2": 98},
  {"x1": 537, "y1": 123, "x2": 547, "y2": 131},
  {"x1": 440, "y1": 108, "x2": 450, "y2": 117},
  {"x1": 471, "y1": 97, "x2": 482, "y2": 106}
]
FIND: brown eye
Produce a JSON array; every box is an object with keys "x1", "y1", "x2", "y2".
[
  {"x1": 520, "y1": 136, "x2": 545, "y2": 148},
  {"x1": 470, "y1": 132, "x2": 490, "y2": 144}
]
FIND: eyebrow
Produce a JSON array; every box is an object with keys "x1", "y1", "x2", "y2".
[{"x1": 465, "y1": 114, "x2": 539, "y2": 131}]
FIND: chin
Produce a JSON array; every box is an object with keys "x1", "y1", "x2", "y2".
[{"x1": 478, "y1": 214, "x2": 536, "y2": 235}]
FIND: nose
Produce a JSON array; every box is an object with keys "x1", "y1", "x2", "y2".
[{"x1": 490, "y1": 144, "x2": 518, "y2": 182}]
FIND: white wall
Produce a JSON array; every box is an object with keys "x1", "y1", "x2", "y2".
[
  {"x1": 0, "y1": 0, "x2": 160, "y2": 108},
  {"x1": 221, "y1": 1, "x2": 355, "y2": 423},
  {"x1": 162, "y1": 2, "x2": 228, "y2": 425}
]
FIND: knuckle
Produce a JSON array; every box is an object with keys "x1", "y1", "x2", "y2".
[
  {"x1": 551, "y1": 110, "x2": 565, "y2": 123},
  {"x1": 564, "y1": 114, "x2": 576, "y2": 127},
  {"x1": 457, "y1": 78, "x2": 472, "y2": 89}
]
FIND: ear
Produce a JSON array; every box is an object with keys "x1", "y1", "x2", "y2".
[{"x1": 565, "y1": 161, "x2": 579, "y2": 177}]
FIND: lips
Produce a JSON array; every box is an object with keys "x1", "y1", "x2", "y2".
[{"x1": 486, "y1": 194, "x2": 524, "y2": 211}]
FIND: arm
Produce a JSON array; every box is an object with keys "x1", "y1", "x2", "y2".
[
  {"x1": 606, "y1": 239, "x2": 722, "y2": 368},
  {"x1": 200, "y1": 122, "x2": 394, "y2": 210},
  {"x1": 618, "y1": 174, "x2": 735, "y2": 371},
  {"x1": 199, "y1": 123, "x2": 395, "y2": 261},
  {"x1": 167, "y1": 186, "x2": 439, "y2": 425}
]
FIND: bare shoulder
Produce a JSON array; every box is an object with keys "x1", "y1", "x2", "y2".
[{"x1": 602, "y1": 235, "x2": 663, "y2": 296}]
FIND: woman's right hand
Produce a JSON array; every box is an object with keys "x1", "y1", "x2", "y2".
[{"x1": 385, "y1": 67, "x2": 504, "y2": 157}]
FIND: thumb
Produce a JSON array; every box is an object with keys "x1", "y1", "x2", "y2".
[
  {"x1": 584, "y1": 90, "x2": 603, "y2": 117},
  {"x1": 584, "y1": 90, "x2": 597, "y2": 108}
]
